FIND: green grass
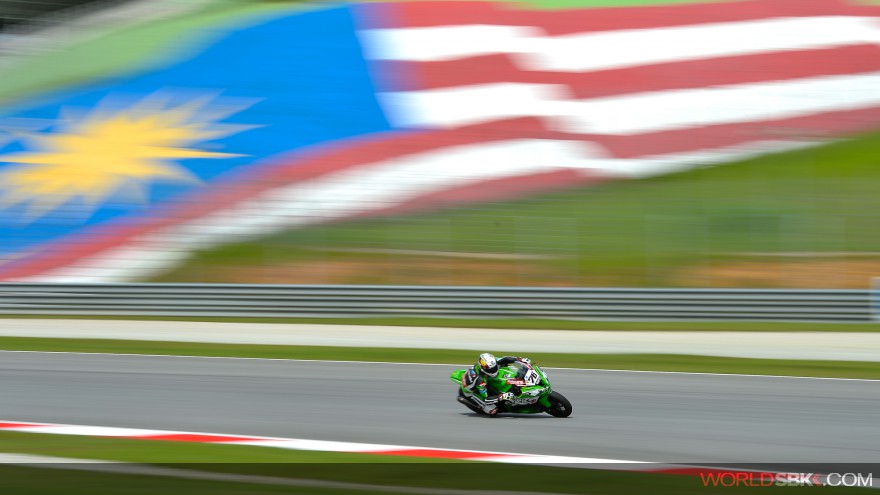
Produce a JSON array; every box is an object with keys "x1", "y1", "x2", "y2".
[
  {"x1": 0, "y1": 0, "x2": 312, "y2": 106},
  {"x1": 3, "y1": 313, "x2": 879, "y2": 332},
  {"x1": 1, "y1": 337, "x2": 878, "y2": 378},
  {"x1": 0, "y1": 466, "x2": 393, "y2": 495},
  {"x1": 0, "y1": 465, "x2": 777, "y2": 495},
  {"x1": 154, "y1": 131, "x2": 880, "y2": 288},
  {"x1": 0, "y1": 432, "x2": 865, "y2": 495},
  {"x1": 0, "y1": 466, "x2": 864, "y2": 495}
]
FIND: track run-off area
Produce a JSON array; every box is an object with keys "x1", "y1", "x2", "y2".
[{"x1": 0, "y1": 351, "x2": 878, "y2": 465}]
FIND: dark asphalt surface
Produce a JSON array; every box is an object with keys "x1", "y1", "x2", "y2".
[{"x1": 0, "y1": 351, "x2": 878, "y2": 464}]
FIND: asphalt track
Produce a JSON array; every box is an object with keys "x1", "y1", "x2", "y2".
[{"x1": 0, "y1": 351, "x2": 878, "y2": 464}]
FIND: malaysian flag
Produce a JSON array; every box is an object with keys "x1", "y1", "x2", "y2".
[{"x1": 1, "y1": 0, "x2": 879, "y2": 282}]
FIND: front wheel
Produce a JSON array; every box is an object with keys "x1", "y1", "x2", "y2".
[{"x1": 546, "y1": 391, "x2": 573, "y2": 418}]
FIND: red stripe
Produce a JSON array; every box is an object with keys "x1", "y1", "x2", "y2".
[
  {"x1": 384, "y1": 0, "x2": 875, "y2": 34},
  {"x1": 386, "y1": 45, "x2": 880, "y2": 98},
  {"x1": 370, "y1": 448, "x2": 508, "y2": 459},
  {"x1": 134, "y1": 433, "x2": 264, "y2": 443},
  {"x1": 414, "y1": 107, "x2": 880, "y2": 159},
  {"x1": 0, "y1": 422, "x2": 43, "y2": 428}
]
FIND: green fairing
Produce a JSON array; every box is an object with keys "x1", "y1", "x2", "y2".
[{"x1": 449, "y1": 361, "x2": 572, "y2": 417}]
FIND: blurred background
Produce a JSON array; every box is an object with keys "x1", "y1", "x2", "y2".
[
  {"x1": 1, "y1": 2, "x2": 879, "y2": 477},
  {"x1": 1, "y1": 0, "x2": 879, "y2": 289}
]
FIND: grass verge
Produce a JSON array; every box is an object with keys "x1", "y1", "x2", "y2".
[
  {"x1": 0, "y1": 0, "x2": 305, "y2": 104},
  {"x1": 0, "y1": 465, "x2": 397, "y2": 495},
  {"x1": 0, "y1": 337, "x2": 878, "y2": 379},
  {"x1": 2, "y1": 314, "x2": 879, "y2": 332}
]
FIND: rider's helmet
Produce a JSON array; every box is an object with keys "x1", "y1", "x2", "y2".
[{"x1": 477, "y1": 353, "x2": 499, "y2": 377}]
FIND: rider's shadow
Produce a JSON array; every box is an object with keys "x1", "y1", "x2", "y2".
[{"x1": 457, "y1": 412, "x2": 559, "y2": 419}]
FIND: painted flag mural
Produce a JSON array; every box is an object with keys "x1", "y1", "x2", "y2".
[{"x1": 1, "y1": 0, "x2": 880, "y2": 282}]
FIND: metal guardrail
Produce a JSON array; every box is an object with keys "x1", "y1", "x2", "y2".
[{"x1": 0, "y1": 283, "x2": 871, "y2": 322}]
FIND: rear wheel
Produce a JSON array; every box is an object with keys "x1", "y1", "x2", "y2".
[{"x1": 546, "y1": 391, "x2": 573, "y2": 418}]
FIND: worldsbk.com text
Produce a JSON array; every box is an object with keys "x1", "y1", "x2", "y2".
[{"x1": 700, "y1": 472, "x2": 873, "y2": 487}]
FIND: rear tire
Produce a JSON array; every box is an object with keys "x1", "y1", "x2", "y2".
[{"x1": 546, "y1": 391, "x2": 573, "y2": 418}]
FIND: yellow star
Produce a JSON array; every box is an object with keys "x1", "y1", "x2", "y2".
[{"x1": 0, "y1": 93, "x2": 252, "y2": 220}]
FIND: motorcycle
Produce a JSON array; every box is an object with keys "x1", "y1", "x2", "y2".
[{"x1": 450, "y1": 359, "x2": 573, "y2": 417}]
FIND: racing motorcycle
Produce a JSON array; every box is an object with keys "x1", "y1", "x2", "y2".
[{"x1": 450, "y1": 359, "x2": 573, "y2": 417}]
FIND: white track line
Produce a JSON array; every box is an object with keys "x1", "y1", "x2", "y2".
[{"x1": 0, "y1": 349, "x2": 877, "y2": 381}]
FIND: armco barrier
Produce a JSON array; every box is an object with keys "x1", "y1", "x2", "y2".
[{"x1": 0, "y1": 283, "x2": 871, "y2": 322}]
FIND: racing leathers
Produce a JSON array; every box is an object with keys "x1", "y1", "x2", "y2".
[{"x1": 459, "y1": 356, "x2": 528, "y2": 415}]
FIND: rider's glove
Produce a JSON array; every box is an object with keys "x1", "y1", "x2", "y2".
[
  {"x1": 499, "y1": 392, "x2": 515, "y2": 401},
  {"x1": 520, "y1": 357, "x2": 531, "y2": 364}
]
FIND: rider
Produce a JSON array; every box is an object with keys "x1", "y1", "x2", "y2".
[{"x1": 460, "y1": 352, "x2": 531, "y2": 415}]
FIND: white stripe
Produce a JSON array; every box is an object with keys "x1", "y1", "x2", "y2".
[
  {"x1": 361, "y1": 16, "x2": 880, "y2": 69},
  {"x1": 379, "y1": 82, "x2": 567, "y2": 128},
  {"x1": 15, "y1": 425, "x2": 168, "y2": 437},
  {"x1": 562, "y1": 71, "x2": 880, "y2": 134},
  {"x1": 482, "y1": 455, "x2": 645, "y2": 465},
  {"x1": 569, "y1": 140, "x2": 816, "y2": 178},
  {"x1": 226, "y1": 439, "x2": 408, "y2": 452},
  {"x1": 358, "y1": 24, "x2": 542, "y2": 62},
  {"x1": 381, "y1": 72, "x2": 880, "y2": 134},
  {"x1": 520, "y1": 16, "x2": 880, "y2": 72}
]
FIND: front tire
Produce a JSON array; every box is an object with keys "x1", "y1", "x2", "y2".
[{"x1": 546, "y1": 391, "x2": 573, "y2": 418}]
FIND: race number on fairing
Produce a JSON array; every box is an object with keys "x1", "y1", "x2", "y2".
[{"x1": 524, "y1": 369, "x2": 540, "y2": 386}]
